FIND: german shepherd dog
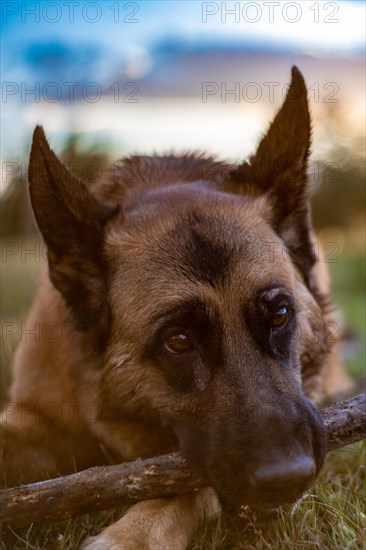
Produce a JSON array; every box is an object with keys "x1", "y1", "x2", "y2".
[{"x1": 1, "y1": 67, "x2": 349, "y2": 549}]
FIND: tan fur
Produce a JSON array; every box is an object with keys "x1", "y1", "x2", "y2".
[
  {"x1": 0, "y1": 186, "x2": 347, "y2": 549},
  {"x1": 80, "y1": 488, "x2": 220, "y2": 550},
  {"x1": 1, "y1": 68, "x2": 351, "y2": 549}
]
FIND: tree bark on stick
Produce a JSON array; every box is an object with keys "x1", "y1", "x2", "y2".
[{"x1": 1, "y1": 394, "x2": 365, "y2": 529}]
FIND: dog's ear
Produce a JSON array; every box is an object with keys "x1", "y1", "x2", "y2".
[
  {"x1": 230, "y1": 66, "x2": 315, "y2": 282},
  {"x1": 29, "y1": 126, "x2": 116, "y2": 345}
]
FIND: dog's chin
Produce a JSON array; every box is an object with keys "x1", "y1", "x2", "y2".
[
  {"x1": 222, "y1": 500, "x2": 279, "y2": 520},
  {"x1": 219, "y1": 492, "x2": 295, "y2": 525},
  {"x1": 215, "y1": 470, "x2": 317, "y2": 524},
  {"x1": 242, "y1": 504, "x2": 280, "y2": 523},
  {"x1": 221, "y1": 501, "x2": 280, "y2": 530}
]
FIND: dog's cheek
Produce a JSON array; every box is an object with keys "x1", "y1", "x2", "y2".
[{"x1": 294, "y1": 284, "x2": 330, "y2": 400}]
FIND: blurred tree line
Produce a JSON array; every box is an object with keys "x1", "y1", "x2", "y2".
[
  {"x1": 0, "y1": 135, "x2": 110, "y2": 239},
  {"x1": 311, "y1": 144, "x2": 365, "y2": 232},
  {"x1": 0, "y1": 135, "x2": 365, "y2": 242}
]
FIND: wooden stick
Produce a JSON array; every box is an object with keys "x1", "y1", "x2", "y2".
[
  {"x1": 1, "y1": 394, "x2": 365, "y2": 529},
  {"x1": 320, "y1": 393, "x2": 366, "y2": 450}
]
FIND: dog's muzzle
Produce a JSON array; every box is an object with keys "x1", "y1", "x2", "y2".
[{"x1": 175, "y1": 396, "x2": 327, "y2": 516}]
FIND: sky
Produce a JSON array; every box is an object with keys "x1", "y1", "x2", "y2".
[
  {"x1": 1, "y1": 1, "x2": 365, "y2": 82},
  {"x1": 1, "y1": 0, "x2": 365, "y2": 190},
  {"x1": 2, "y1": 1, "x2": 365, "y2": 54}
]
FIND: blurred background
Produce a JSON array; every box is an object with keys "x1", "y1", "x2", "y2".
[{"x1": 1, "y1": 0, "x2": 365, "y2": 396}]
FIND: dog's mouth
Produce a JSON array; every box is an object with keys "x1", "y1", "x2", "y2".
[
  {"x1": 219, "y1": 491, "x2": 292, "y2": 521},
  {"x1": 210, "y1": 459, "x2": 318, "y2": 521},
  {"x1": 241, "y1": 503, "x2": 279, "y2": 522},
  {"x1": 221, "y1": 502, "x2": 280, "y2": 529},
  {"x1": 235, "y1": 490, "x2": 311, "y2": 524}
]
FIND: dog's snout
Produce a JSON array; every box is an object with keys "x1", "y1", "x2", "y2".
[{"x1": 251, "y1": 455, "x2": 316, "y2": 504}]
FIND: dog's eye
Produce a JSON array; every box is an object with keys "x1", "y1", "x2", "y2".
[
  {"x1": 271, "y1": 307, "x2": 288, "y2": 328},
  {"x1": 164, "y1": 333, "x2": 193, "y2": 355}
]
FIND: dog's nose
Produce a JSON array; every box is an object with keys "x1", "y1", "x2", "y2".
[{"x1": 251, "y1": 455, "x2": 316, "y2": 505}]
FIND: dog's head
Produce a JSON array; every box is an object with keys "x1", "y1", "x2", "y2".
[{"x1": 29, "y1": 67, "x2": 331, "y2": 514}]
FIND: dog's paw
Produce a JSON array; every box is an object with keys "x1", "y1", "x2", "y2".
[{"x1": 79, "y1": 490, "x2": 220, "y2": 550}]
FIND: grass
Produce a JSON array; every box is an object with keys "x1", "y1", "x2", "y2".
[
  {"x1": 1, "y1": 443, "x2": 365, "y2": 549},
  {"x1": 0, "y1": 241, "x2": 365, "y2": 549}
]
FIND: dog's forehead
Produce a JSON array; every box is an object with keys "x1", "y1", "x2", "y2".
[
  {"x1": 106, "y1": 188, "x2": 297, "y2": 301},
  {"x1": 163, "y1": 207, "x2": 260, "y2": 287}
]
